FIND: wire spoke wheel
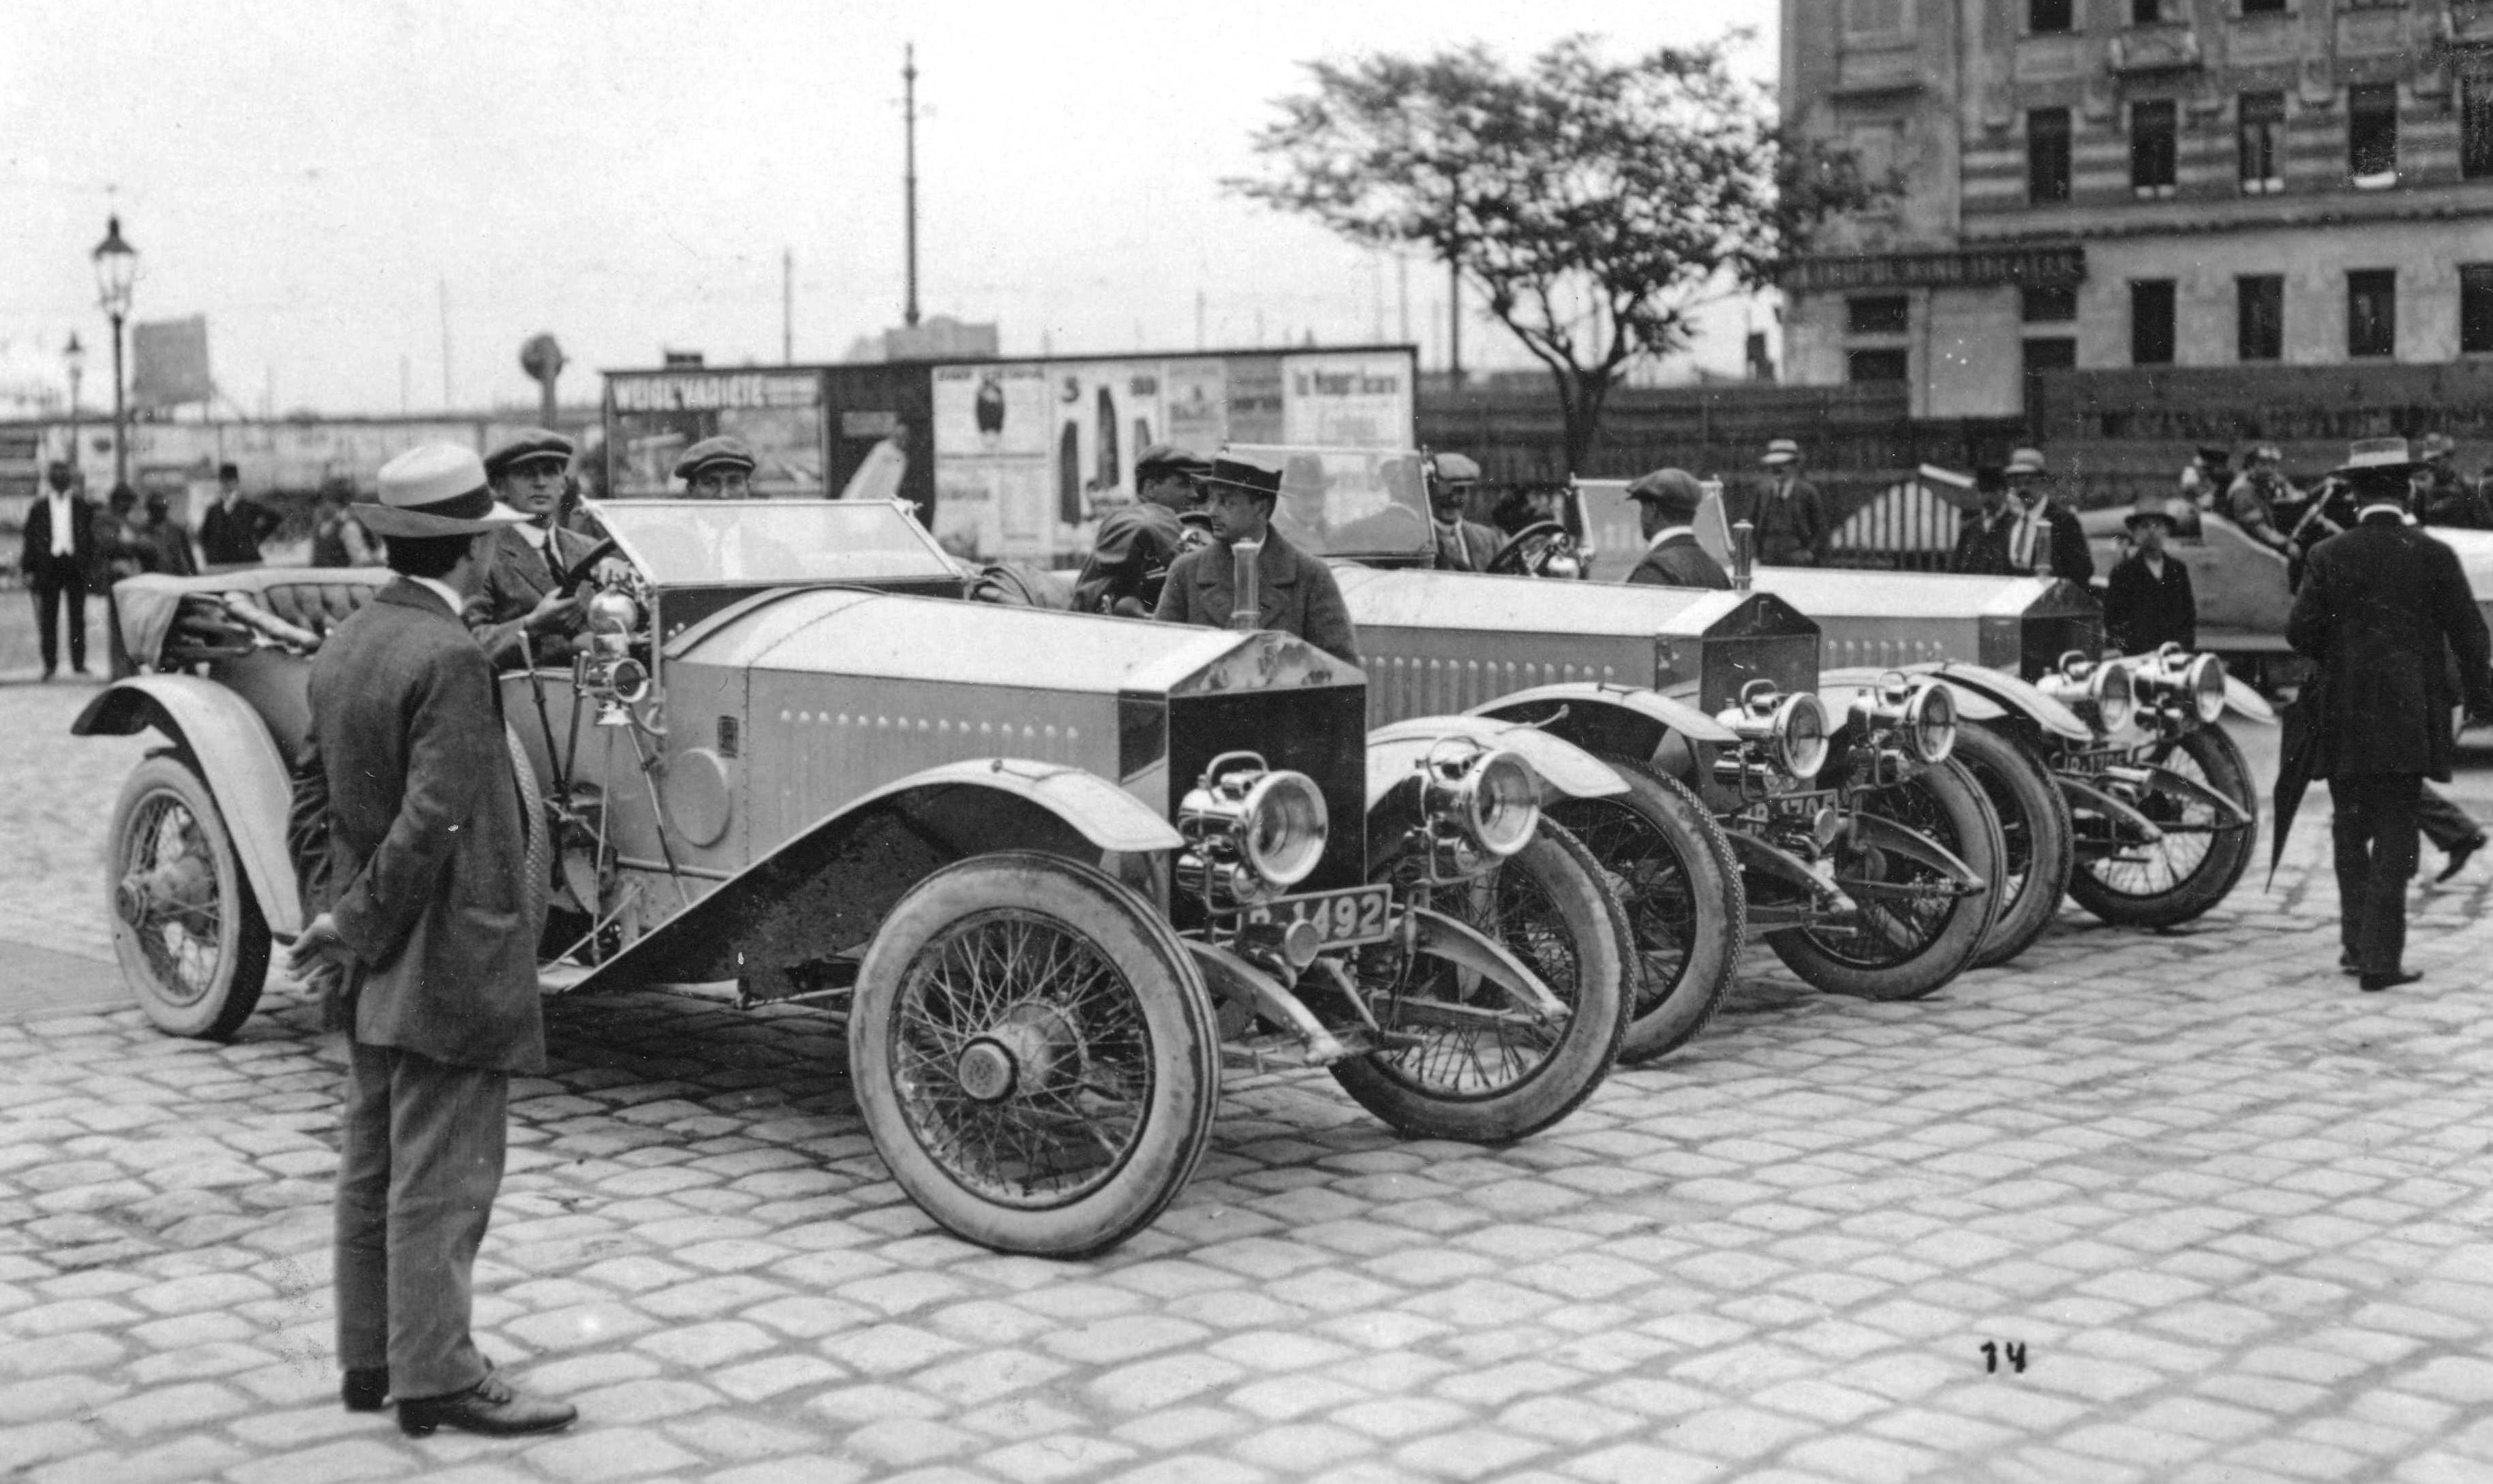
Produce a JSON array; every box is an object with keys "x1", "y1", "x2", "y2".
[
  {"x1": 1954, "y1": 724, "x2": 2075, "y2": 968},
  {"x1": 108, "y1": 755, "x2": 267, "y2": 1040},
  {"x1": 2068, "y1": 724, "x2": 2257, "y2": 928},
  {"x1": 1770, "y1": 759, "x2": 2000, "y2": 1001}
]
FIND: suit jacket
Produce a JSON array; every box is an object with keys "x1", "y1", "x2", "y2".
[
  {"x1": 1627, "y1": 532, "x2": 1730, "y2": 591},
  {"x1": 1951, "y1": 508, "x2": 2014, "y2": 576},
  {"x1": 288, "y1": 580, "x2": 545, "y2": 1072},
  {"x1": 198, "y1": 497, "x2": 279, "y2": 565},
  {"x1": 2287, "y1": 513, "x2": 2493, "y2": 781},
  {"x1": 1154, "y1": 528, "x2": 1362, "y2": 666},
  {"x1": 1431, "y1": 517, "x2": 1502, "y2": 572},
  {"x1": 2102, "y1": 552, "x2": 2196, "y2": 653},
  {"x1": 1074, "y1": 503, "x2": 1187, "y2": 615},
  {"x1": 2017, "y1": 503, "x2": 2093, "y2": 585},
  {"x1": 18, "y1": 492, "x2": 97, "y2": 583},
  {"x1": 468, "y1": 521, "x2": 602, "y2": 669},
  {"x1": 1743, "y1": 478, "x2": 1826, "y2": 566}
]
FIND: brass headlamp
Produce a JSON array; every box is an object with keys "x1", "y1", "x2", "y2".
[
  {"x1": 2126, "y1": 643, "x2": 2227, "y2": 727},
  {"x1": 2040, "y1": 651, "x2": 2137, "y2": 734},
  {"x1": 1849, "y1": 674, "x2": 1957, "y2": 766},
  {"x1": 1177, "y1": 752, "x2": 1330, "y2": 909},
  {"x1": 1714, "y1": 678, "x2": 1832, "y2": 781},
  {"x1": 1413, "y1": 739, "x2": 1540, "y2": 880}
]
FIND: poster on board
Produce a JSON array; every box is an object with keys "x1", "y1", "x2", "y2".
[{"x1": 607, "y1": 370, "x2": 825, "y2": 497}]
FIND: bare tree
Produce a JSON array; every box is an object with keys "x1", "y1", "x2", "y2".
[{"x1": 1230, "y1": 32, "x2": 1889, "y2": 473}]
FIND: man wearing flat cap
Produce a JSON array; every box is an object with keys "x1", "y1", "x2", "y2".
[
  {"x1": 1075, "y1": 443, "x2": 1207, "y2": 616},
  {"x1": 1744, "y1": 438, "x2": 1826, "y2": 567},
  {"x1": 469, "y1": 429, "x2": 602, "y2": 670},
  {"x1": 1154, "y1": 452, "x2": 1361, "y2": 666},
  {"x1": 1624, "y1": 469, "x2": 1730, "y2": 589},
  {"x1": 1426, "y1": 452, "x2": 1501, "y2": 572},
  {"x1": 675, "y1": 436, "x2": 759, "y2": 499},
  {"x1": 286, "y1": 445, "x2": 575, "y2": 1438},
  {"x1": 199, "y1": 461, "x2": 281, "y2": 568},
  {"x1": 2286, "y1": 437, "x2": 2493, "y2": 992}
]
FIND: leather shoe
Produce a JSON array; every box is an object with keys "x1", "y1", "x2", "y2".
[
  {"x1": 397, "y1": 1370, "x2": 575, "y2": 1438},
  {"x1": 2359, "y1": 970, "x2": 2423, "y2": 993},
  {"x1": 2436, "y1": 835, "x2": 2485, "y2": 884},
  {"x1": 2338, "y1": 952, "x2": 2358, "y2": 975},
  {"x1": 341, "y1": 1368, "x2": 388, "y2": 1412}
]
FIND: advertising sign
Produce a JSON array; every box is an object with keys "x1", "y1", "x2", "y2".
[
  {"x1": 607, "y1": 370, "x2": 825, "y2": 497},
  {"x1": 131, "y1": 317, "x2": 213, "y2": 409}
]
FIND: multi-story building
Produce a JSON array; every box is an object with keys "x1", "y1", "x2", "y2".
[{"x1": 1779, "y1": 0, "x2": 2493, "y2": 420}]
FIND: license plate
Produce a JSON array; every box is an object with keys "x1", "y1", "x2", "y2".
[{"x1": 1240, "y1": 884, "x2": 1395, "y2": 948}]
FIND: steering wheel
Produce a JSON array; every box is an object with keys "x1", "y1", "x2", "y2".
[{"x1": 1487, "y1": 520, "x2": 1579, "y2": 577}]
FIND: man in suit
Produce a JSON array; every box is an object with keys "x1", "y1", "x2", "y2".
[
  {"x1": 18, "y1": 461, "x2": 96, "y2": 678},
  {"x1": 2002, "y1": 446, "x2": 2092, "y2": 585},
  {"x1": 1426, "y1": 452, "x2": 1501, "y2": 572},
  {"x1": 1623, "y1": 468, "x2": 1730, "y2": 590},
  {"x1": 286, "y1": 444, "x2": 576, "y2": 1438},
  {"x1": 2417, "y1": 433, "x2": 2492, "y2": 530},
  {"x1": 1951, "y1": 469, "x2": 2017, "y2": 576},
  {"x1": 2101, "y1": 494, "x2": 2196, "y2": 653},
  {"x1": 1075, "y1": 443, "x2": 1206, "y2": 615},
  {"x1": 1747, "y1": 437, "x2": 1827, "y2": 566},
  {"x1": 2286, "y1": 437, "x2": 2493, "y2": 991},
  {"x1": 1154, "y1": 452, "x2": 1361, "y2": 666},
  {"x1": 198, "y1": 461, "x2": 281, "y2": 567},
  {"x1": 467, "y1": 429, "x2": 600, "y2": 670}
]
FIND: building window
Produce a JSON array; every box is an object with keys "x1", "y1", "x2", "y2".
[
  {"x1": 2130, "y1": 0, "x2": 2159, "y2": 22},
  {"x1": 1845, "y1": 0, "x2": 1912, "y2": 34},
  {"x1": 2131, "y1": 100, "x2": 2178, "y2": 198},
  {"x1": 2347, "y1": 270, "x2": 2396, "y2": 358},
  {"x1": 2239, "y1": 92, "x2": 2285, "y2": 194},
  {"x1": 2460, "y1": 264, "x2": 2493, "y2": 355},
  {"x1": 2464, "y1": 72, "x2": 2493, "y2": 180},
  {"x1": 2349, "y1": 83, "x2": 2399, "y2": 187},
  {"x1": 2023, "y1": 284, "x2": 2079, "y2": 322},
  {"x1": 1849, "y1": 348, "x2": 1910, "y2": 383},
  {"x1": 2030, "y1": 0, "x2": 2074, "y2": 34},
  {"x1": 2132, "y1": 279, "x2": 2177, "y2": 365},
  {"x1": 2028, "y1": 108, "x2": 2073, "y2": 203},
  {"x1": 1848, "y1": 295, "x2": 1911, "y2": 335},
  {"x1": 2240, "y1": 0, "x2": 2286, "y2": 13},
  {"x1": 2237, "y1": 276, "x2": 2284, "y2": 361},
  {"x1": 2022, "y1": 338, "x2": 2077, "y2": 419}
]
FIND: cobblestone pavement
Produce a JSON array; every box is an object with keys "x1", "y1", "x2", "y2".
[{"x1": 8, "y1": 713, "x2": 2493, "y2": 1483}]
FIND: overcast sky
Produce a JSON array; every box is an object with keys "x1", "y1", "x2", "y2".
[{"x1": 1, "y1": 0, "x2": 1779, "y2": 418}]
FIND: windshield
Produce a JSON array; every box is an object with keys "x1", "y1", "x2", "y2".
[
  {"x1": 1223, "y1": 444, "x2": 1432, "y2": 558},
  {"x1": 585, "y1": 499, "x2": 961, "y2": 587}
]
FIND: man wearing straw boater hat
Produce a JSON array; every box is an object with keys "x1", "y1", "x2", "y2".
[
  {"x1": 285, "y1": 444, "x2": 577, "y2": 1438},
  {"x1": 1153, "y1": 450, "x2": 1360, "y2": 666},
  {"x1": 2283, "y1": 437, "x2": 2493, "y2": 992}
]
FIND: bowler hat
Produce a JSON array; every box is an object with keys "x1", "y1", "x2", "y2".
[
  {"x1": 1433, "y1": 452, "x2": 1482, "y2": 482},
  {"x1": 673, "y1": 436, "x2": 758, "y2": 482},
  {"x1": 1134, "y1": 442, "x2": 1211, "y2": 478},
  {"x1": 485, "y1": 427, "x2": 576, "y2": 482},
  {"x1": 1202, "y1": 452, "x2": 1285, "y2": 501},
  {"x1": 1625, "y1": 468, "x2": 1706, "y2": 519},
  {"x1": 2333, "y1": 436, "x2": 2420, "y2": 479},
  {"x1": 1761, "y1": 438, "x2": 1801, "y2": 467},
  {"x1": 217, "y1": 461, "x2": 241, "y2": 481},
  {"x1": 2005, "y1": 447, "x2": 2048, "y2": 476},
  {"x1": 354, "y1": 444, "x2": 528, "y2": 538}
]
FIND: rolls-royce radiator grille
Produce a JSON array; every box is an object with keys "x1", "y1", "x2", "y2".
[{"x1": 1168, "y1": 686, "x2": 1368, "y2": 895}]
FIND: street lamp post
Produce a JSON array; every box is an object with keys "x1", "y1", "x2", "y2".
[
  {"x1": 61, "y1": 333, "x2": 85, "y2": 471},
  {"x1": 91, "y1": 216, "x2": 138, "y2": 491}
]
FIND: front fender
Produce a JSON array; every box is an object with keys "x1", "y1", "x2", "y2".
[
  {"x1": 2222, "y1": 674, "x2": 2277, "y2": 724},
  {"x1": 74, "y1": 677, "x2": 304, "y2": 936},
  {"x1": 2056, "y1": 775, "x2": 2165, "y2": 845},
  {"x1": 2114, "y1": 762, "x2": 2255, "y2": 831},
  {"x1": 1366, "y1": 715, "x2": 1629, "y2": 811},
  {"x1": 1470, "y1": 682, "x2": 1738, "y2": 749},
  {"x1": 565, "y1": 758, "x2": 1182, "y2": 993},
  {"x1": 1848, "y1": 812, "x2": 1988, "y2": 897},
  {"x1": 1833, "y1": 661, "x2": 2093, "y2": 743}
]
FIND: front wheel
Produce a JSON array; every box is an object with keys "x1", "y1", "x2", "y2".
[
  {"x1": 850, "y1": 852, "x2": 1219, "y2": 1259},
  {"x1": 2067, "y1": 724, "x2": 2257, "y2": 928},
  {"x1": 108, "y1": 754, "x2": 270, "y2": 1040},
  {"x1": 1332, "y1": 822, "x2": 1631, "y2": 1143},
  {"x1": 1955, "y1": 724, "x2": 2075, "y2": 968},
  {"x1": 1769, "y1": 760, "x2": 2002, "y2": 1001}
]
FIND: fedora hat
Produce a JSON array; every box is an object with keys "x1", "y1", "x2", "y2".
[
  {"x1": 484, "y1": 427, "x2": 576, "y2": 482},
  {"x1": 1761, "y1": 437, "x2": 1801, "y2": 467},
  {"x1": 355, "y1": 444, "x2": 528, "y2": 538}
]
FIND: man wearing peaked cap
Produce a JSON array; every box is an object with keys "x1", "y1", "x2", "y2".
[
  {"x1": 1075, "y1": 442, "x2": 1208, "y2": 617},
  {"x1": 1624, "y1": 468, "x2": 1730, "y2": 590},
  {"x1": 1426, "y1": 452, "x2": 1501, "y2": 572},
  {"x1": 470, "y1": 429, "x2": 604, "y2": 671},
  {"x1": 1747, "y1": 437, "x2": 1826, "y2": 567},
  {"x1": 674, "y1": 436, "x2": 758, "y2": 499},
  {"x1": 285, "y1": 443, "x2": 576, "y2": 1438},
  {"x1": 1153, "y1": 451, "x2": 1361, "y2": 666}
]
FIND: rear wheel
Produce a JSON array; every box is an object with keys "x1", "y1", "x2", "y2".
[
  {"x1": 1770, "y1": 760, "x2": 2001, "y2": 1001},
  {"x1": 1547, "y1": 756, "x2": 1745, "y2": 1064},
  {"x1": 1955, "y1": 724, "x2": 2075, "y2": 968},
  {"x1": 851, "y1": 852, "x2": 1219, "y2": 1258},
  {"x1": 108, "y1": 754, "x2": 269, "y2": 1040},
  {"x1": 1332, "y1": 823, "x2": 1630, "y2": 1142},
  {"x1": 2068, "y1": 725, "x2": 2257, "y2": 928}
]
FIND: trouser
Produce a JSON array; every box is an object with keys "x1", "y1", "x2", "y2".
[
  {"x1": 28, "y1": 569, "x2": 86, "y2": 673},
  {"x1": 2330, "y1": 774, "x2": 2421, "y2": 977},
  {"x1": 2417, "y1": 786, "x2": 2483, "y2": 853},
  {"x1": 336, "y1": 1040, "x2": 508, "y2": 1400}
]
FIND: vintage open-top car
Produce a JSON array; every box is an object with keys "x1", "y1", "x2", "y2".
[{"x1": 77, "y1": 497, "x2": 1639, "y2": 1258}]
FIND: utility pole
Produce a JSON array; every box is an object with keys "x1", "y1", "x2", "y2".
[
  {"x1": 782, "y1": 247, "x2": 794, "y2": 363},
  {"x1": 903, "y1": 43, "x2": 921, "y2": 328},
  {"x1": 1397, "y1": 254, "x2": 1410, "y2": 343},
  {"x1": 399, "y1": 354, "x2": 410, "y2": 415},
  {"x1": 438, "y1": 277, "x2": 454, "y2": 409},
  {"x1": 1371, "y1": 253, "x2": 1384, "y2": 342},
  {"x1": 1195, "y1": 288, "x2": 1206, "y2": 351},
  {"x1": 1448, "y1": 260, "x2": 1463, "y2": 386}
]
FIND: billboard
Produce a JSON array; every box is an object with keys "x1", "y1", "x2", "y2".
[
  {"x1": 132, "y1": 317, "x2": 214, "y2": 409},
  {"x1": 606, "y1": 369, "x2": 826, "y2": 497}
]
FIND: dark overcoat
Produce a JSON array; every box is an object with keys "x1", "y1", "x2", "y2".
[
  {"x1": 2102, "y1": 551, "x2": 2197, "y2": 653},
  {"x1": 2286, "y1": 513, "x2": 2493, "y2": 781},
  {"x1": 1154, "y1": 528, "x2": 1362, "y2": 666},
  {"x1": 1743, "y1": 478, "x2": 1826, "y2": 566},
  {"x1": 1627, "y1": 534, "x2": 1730, "y2": 591},
  {"x1": 199, "y1": 498, "x2": 280, "y2": 565},
  {"x1": 289, "y1": 581, "x2": 546, "y2": 1072},
  {"x1": 468, "y1": 522, "x2": 603, "y2": 669}
]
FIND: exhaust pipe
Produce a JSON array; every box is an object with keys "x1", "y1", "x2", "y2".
[
  {"x1": 1230, "y1": 538, "x2": 1263, "y2": 630},
  {"x1": 1730, "y1": 519, "x2": 1755, "y2": 591}
]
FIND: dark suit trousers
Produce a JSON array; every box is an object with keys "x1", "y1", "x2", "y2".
[
  {"x1": 336, "y1": 1040, "x2": 507, "y2": 1400},
  {"x1": 28, "y1": 568, "x2": 86, "y2": 672},
  {"x1": 2329, "y1": 774, "x2": 2421, "y2": 976},
  {"x1": 2417, "y1": 786, "x2": 2483, "y2": 852}
]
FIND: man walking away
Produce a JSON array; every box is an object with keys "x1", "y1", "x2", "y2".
[
  {"x1": 1623, "y1": 469, "x2": 1730, "y2": 590},
  {"x1": 2286, "y1": 437, "x2": 2493, "y2": 992},
  {"x1": 1750, "y1": 438, "x2": 1827, "y2": 566},
  {"x1": 2102, "y1": 494, "x2": 2195, "y2": 653},
  {"x1": 19, "y1": 461, "x2": 95, "y2": 679},
  {"x1": 286, "y1": 444, "x2": 577, "y2": 1438}
]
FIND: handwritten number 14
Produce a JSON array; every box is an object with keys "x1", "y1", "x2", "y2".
[{"x1": 1981, "y1": 1340, "x2": 2028, "y2": 1374}]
